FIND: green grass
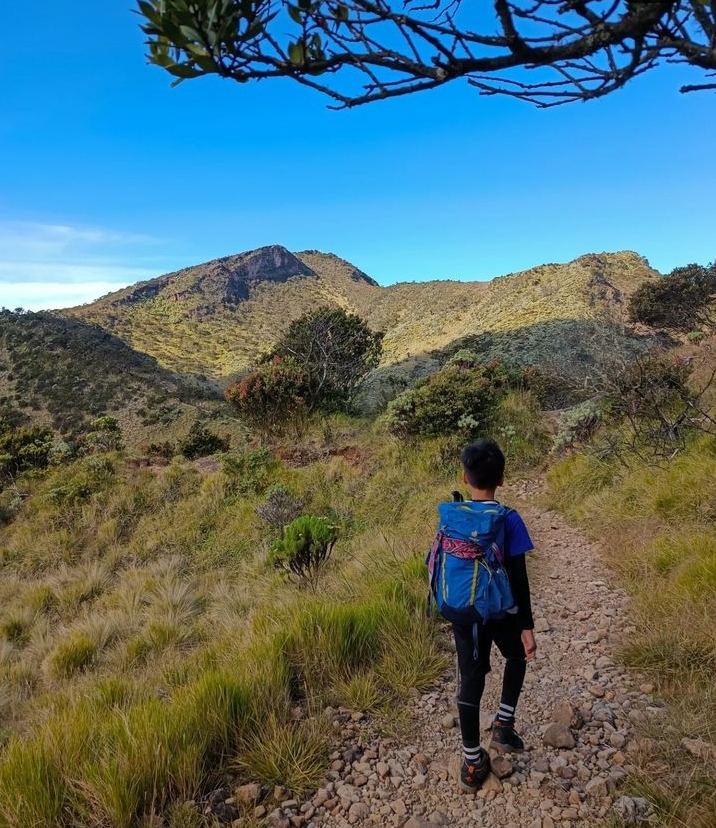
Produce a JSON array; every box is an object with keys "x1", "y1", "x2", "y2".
[{"x1": 0, "y1": 421, "x2": 457, "y2": 827}]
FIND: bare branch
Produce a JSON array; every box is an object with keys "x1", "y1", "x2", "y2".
[{"x1": 137, "y1": 0, "x2": 716, "y2": 108}]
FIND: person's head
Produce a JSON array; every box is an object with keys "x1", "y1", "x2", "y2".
[{"x1": 460, "y1": 438, "x2": 505, "y2": 491}]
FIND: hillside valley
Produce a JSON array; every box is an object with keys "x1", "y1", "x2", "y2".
[{"x1": 0, "y1": 245, "x2": 677, "y2": 449}]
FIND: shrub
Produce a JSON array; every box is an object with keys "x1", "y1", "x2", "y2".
[
  {"x1": 268, "y1": 515, "x2": 339, "y2": 586},
  {"x1": 178, "y1": 422, "x2": 230, "y2": 459},
  {"x1": 384, "y1": 361, "x2": 518, "y2": 440},
  {"x1": 270, "y1": 306, "x2": 383, "y2": 413},
  {"x1": 255, "y1": 485, "x2": 306, "y2": 538},
  {"x1": 80, "y1": 416, "x2": 123, "y2": 454},
  {"x1": 602, "y1": 352, "x2": 704, "y2": 461},
  {"x1": 553, "y1": 400, "x2": 604, "y2": 451},
  {"x1": 0, "y1": 425, "x2": 55, "y2": 481},
  {"x1": 220, "y1": 447, "x2": 278, "y2": 496},
  {"x1": 225, "y1": 357, "x2": 309, "y2": 437},
  {"x1": 628, "y1": 261, "x2": 716, "y2": 331}
]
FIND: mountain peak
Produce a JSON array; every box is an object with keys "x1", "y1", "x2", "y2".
[{"x1": 106, "y1": 244, "x2": 317, "y2": 309}]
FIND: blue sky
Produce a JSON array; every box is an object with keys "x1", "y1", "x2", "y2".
[{"x1": 1, "y1": 3, "x2": 715, "y2": 311}]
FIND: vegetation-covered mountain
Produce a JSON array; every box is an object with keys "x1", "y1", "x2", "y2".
[
  {"x1": 62, "y1": 245, "x2": 664, "y2": 401},
  {"x1": 0, "y1": 310, "x2": 235, "y2": 449}
]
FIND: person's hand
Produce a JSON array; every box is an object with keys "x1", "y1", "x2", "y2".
[{"x1": 522, "y1": 629, "x2": 537, "y2": 661}]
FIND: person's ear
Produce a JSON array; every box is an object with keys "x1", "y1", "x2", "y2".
[{"x1": 462, "y1": 471, "x2": 468, "y2": 484}]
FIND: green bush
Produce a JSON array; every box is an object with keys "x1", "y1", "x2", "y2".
[
  {"x1": 178, "y1": 422, "x2": 230, "y2": 459},
  {"x1": 384, "y1": 361, "x2": 517, "y2": 440},
  {"x1": 220, "y1": 447, "x2": 278, "y2": 496},
  {"x1": 0, "y1": 425, "x2": 55, "y2": 482},
  {"x1": 270, "y1": 306, "x2": 383, "y2": 413},
  {"x1": 553, "y1": 400, "x2": 603, "y2": 451},
  {"x1": 80, "y1": 416, "x2": 123, "y2": 454},
  {"x1": 628, "y1": 261, "x2": 716, "y2": 331},
  {"x1": 268, "y1": 515, "x2": 339, "y2": 586}
]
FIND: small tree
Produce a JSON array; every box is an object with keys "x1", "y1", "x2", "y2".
[
  {"x1": 268, "y1": 515, "x2": 339, "y2": 588},
  {"x1": 225, "y1": 356, "x2": 310, "y2": 437},
  {"x1": 271, "y1": 306, "x2": 383, "y2": 413},
  {"x1": 628, "y1": 262, "x2": 716, "y2": 331}
]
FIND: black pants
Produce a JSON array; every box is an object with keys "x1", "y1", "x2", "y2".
[{"x1": 452, "y1": 614, "x2": 526, "y2": 745}]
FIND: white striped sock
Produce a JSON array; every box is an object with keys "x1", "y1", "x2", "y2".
[
  {"x1": 497, "y1": 703, "x2": 515, "y2": 723},
  {"x1": 463, "y1": 745, "x2": 486, "y2": 765}
]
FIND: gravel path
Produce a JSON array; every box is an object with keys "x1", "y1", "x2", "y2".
[{"x1": 242, "y1": 481, "x2": 660, "y2": 828}]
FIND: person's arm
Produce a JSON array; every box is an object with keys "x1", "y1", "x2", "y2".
[{"x1": 504, "y1": 552, "x2": 534, "y2": 630}]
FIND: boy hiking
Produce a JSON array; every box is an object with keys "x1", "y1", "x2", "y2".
[{"x1": 430, "y1": 438, "x2": 537, "y2": 791}]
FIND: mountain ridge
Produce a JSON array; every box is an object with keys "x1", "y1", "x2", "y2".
[{"x1": 62, "y1": 245, "x2": 660, "y2": 381}]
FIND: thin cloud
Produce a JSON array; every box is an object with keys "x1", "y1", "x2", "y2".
[{"x1": 0, "y1": 220, "x2": 172, "y2": 310}]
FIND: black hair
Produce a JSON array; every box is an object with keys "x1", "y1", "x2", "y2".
[{"x1": 460, "y1": 438, "x2": 505, "y2": 489}]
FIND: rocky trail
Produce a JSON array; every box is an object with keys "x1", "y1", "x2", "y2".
[{"x1": 229, "y1": 481, "x2": 660, "y2": 828}]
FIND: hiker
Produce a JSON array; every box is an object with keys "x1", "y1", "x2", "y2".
[{"x1": 445, "y1": 438, "x2": 537, "y2": 791}]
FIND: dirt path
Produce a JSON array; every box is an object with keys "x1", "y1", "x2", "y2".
[{"x1": 256, "y1": 480, "x2": 659, "y2": 828}]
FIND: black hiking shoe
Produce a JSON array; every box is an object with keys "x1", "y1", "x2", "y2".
[
  {"x1": 489, "y1": 719, "x2": 525, "y2": 753},
  {"x1": 458, "y1": 750, "x2": 490, "y2": 791}
]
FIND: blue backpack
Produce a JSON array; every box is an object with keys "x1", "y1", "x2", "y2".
[{"x1": 426, "y1": 496, "x2": 517, "y2": 624}]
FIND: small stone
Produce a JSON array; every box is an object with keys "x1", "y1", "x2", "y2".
[
  {"x1": 681, "y1": 737, "x2": 716, "y2": 761},
  {"x1": 390, "y1": 798, "x2": 408, "y2": 815},
  {"x1": 532, "y1": 757, "x2": 550, "y2": 774},
  {"x1": 348, "y1": 802, "x2": 370, "y2": 820},
  {"x1": 543, "y1": 723, "x2": 577, "y2": 749},
  {"x1": 235, "y1": 783, "x2": 262, "y2": 805},
  {"x1": 441, "y1": 713, "x2": 457, "y2": 729},
  {"x1": 491, "y1": 756, "x2": 514, "y2": 779},
  {"x1": 479, "y1": 771, "x2": 504, "y2": 793},
  {"x1": 405, "y1": 819, "x2": 432, "y2": 828},
  {"x1": 585, "y1": 776, "x2": 609, "y2": 799}
]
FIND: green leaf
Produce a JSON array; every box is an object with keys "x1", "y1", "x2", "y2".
[
  {"x1": 167, "y1": 62, "x2": 204, "y2": 78},
  {"x1": 288, "y1": 4, "x2": 303, "y2": 24},
  {"x1": 288, "y1": 41, "x2": 305, "y2": 64}
]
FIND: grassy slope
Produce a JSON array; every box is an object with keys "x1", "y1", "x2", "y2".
[
  {"x1": 0, "y1": 421, "x2": 454, "y2": 827},
  {"x1": 0, "y1": 311, "x2": 236, "y2": 451}
]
